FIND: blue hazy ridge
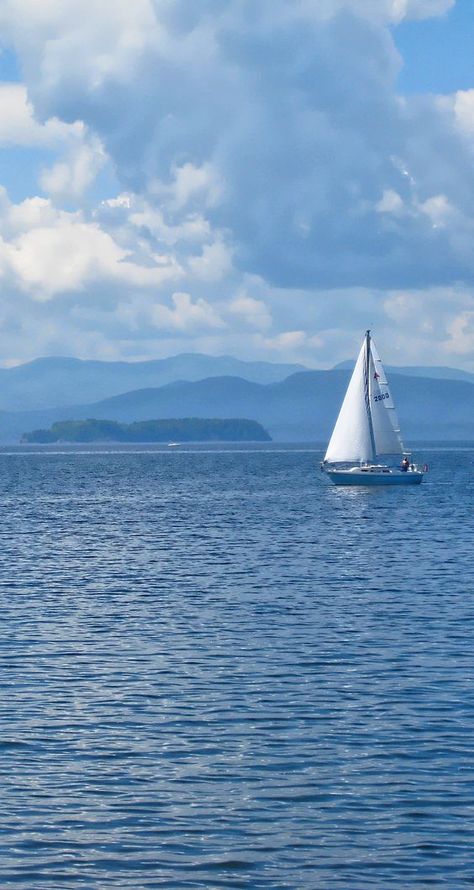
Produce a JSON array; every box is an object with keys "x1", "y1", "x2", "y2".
[
  {"x1": 2, "y1": 369, "x2": 474, "y2": 442},
  {"x1": 0, "y1": 354, "x2": 305, "y2": 411},
  {"x1": 0, "y1": 444, "x2": 473, "y2": 888},
  {"x1": 0, "y1": 354, "x2": 471, "y2": 415}
]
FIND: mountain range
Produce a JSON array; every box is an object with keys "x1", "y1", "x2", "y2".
[
  {"x1": 3, "y1": 363, "x2": 474, "y2": 443},
  {"x1": 0, "y1": 354, "x2": 305, "y2": 412},
  {"x1": 333, "y1": 360, "x2": 474, "y2": 384}
]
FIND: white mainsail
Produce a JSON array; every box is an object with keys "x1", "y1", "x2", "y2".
[
  {"x1": 324, "y1": 332, "x2": 403, "y2": 465},
  {"x1": 324, "y1": 339, "x2": 375, "y2": 464}
]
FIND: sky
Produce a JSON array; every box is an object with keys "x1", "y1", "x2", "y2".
[{"x1": 0, "y1": 0, "x2": 473, "y2": 369}]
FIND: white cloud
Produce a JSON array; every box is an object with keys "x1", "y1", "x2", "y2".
[
  {"x1": 153, "y1": 291, "x2": 225, "y2": 331},
  {"x1": 418, "y1": 194, "x2": 454, "y2": 228},
  {"x1": 151, "y1": 162, "x2": 224, "y2": 211},
  {"x1": 0, "y1": 0, "x2": 471, "y2": 370},
  {"x1": 116, "y1": 290, "x2": 225, "y2": 334},
  {"x1": 0, "y1": 82, "x2": 107, "y2": 200},
  {"x1": 261, "y1": 330, "x2": 307, "y2": 351},
  {"x1": 0, "y1": 0, "x2": 470, "y2": 295},
  {"x1": 443, "y1": 310, "x2": 474, "y2": 355},
  {"x1": 0, "y1": 193, "x2": 182, "y2": 299},
  {"x1": 228, "y1": 294, "x2": 272, "y2": 330},
  {"x1": 2, "y1": 195, "x2": 74, "y2": 234},
  {"x1": 452, "y1": 89, "x2": 474, "y2": 135},
  {"x1": 40, "y1": 138, "x2": 106, "y2": 201},
  {"x1": 384, "y1": 291, "x2": 419, "y2": 322},
  {"x1": 250, "y1": 328, "x2": 325, "y2": 365},
  {"x1": 0, "y1": 0, "x2": 159, "y2": 96},
  {"x1": 129, "y1": 204, "x2": 211, "y2": 246},
  {"x1": 6, "y1": 222, "x2": 174, "y2": 298},
  {"x1": 376, "y1": 189, "x2": 405, "y2": 214},
  {"x1": 0, "y1": 82, "x2": 85, "y2": 147},
  {"x1": 382, "y1": 286, "x2": 474, "y2": 365},
  {"x1": 187, "y1": 239, "x2": 233, "y2": 283}
]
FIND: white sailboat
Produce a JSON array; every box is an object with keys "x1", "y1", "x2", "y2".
[{"x1": 322, "y1": 331, "x2": 424, "y2": 486}]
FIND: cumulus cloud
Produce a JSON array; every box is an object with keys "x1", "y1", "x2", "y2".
[
  {"x1": 382, "y1": 285, "x2": 474, "y2": 363},
  {"x1": 151, "y1": 162, "x2": 224, "y2": 212},
  {"x1": 0, "y1": 83, "x2": 75, "y2": 146},
  {"x1": 1, "y1": 0, "x2": 470, "y2": 293},
  {"x1": 228, "y1": 295, "x2": 272, "y2": 330},
  {"x1": 116, "y1": 290, "x2": 225, "y2": 334},
  {"x1": 0, "y1": 0, "x2": 471, "y2": 368},
  {"x1": 0, "y1": 193, "x2": 182, "y2": 299},
  {"x1": 376, "y1": 189, "x2": 405, "y2": 214},
  {"x1": 444, "y1": 310, "x2": 474, "y2": 355},
  {"x1": 0, "y1": 81, "x2": 107, "y2": 203},
  {"x1": 39, "y1": 138, "x2": 106, "y2": 201},
  {"x1": 187, "y1": 239, "x2": 233, "y2": 283}
]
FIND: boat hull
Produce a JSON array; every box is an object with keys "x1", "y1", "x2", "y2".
[{"x1": 326, "y1": 468, "x2": 423, "y2": 486}]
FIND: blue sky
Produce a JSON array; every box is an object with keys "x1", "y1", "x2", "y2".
[
  {"x1": 395, "y1": 0, "x2": 474, "y2": 94},
  {"x1": 0, "y1": 0, "x2": 472, "y2": 370}
]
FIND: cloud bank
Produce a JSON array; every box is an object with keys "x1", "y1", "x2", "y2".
[{"x1": 0, "y1": 0, "x2": 472, "y2": 367}]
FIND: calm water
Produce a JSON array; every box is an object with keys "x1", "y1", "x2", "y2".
[{"x1": 0, "y1": 445, "x2": 473, "y2": 889}]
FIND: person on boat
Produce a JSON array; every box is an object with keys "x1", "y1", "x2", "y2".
[{"x1": 401, "y1": 456, "x2": 410, "y2": 472}]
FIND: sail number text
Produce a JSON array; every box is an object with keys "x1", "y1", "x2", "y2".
[{"x1": 373, "y1": 392, "x2": 390, "y2": 402}]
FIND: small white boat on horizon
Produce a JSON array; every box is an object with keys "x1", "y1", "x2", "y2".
[{"x1": 322, "y1": 331, "x2": 424, "y2": 486}]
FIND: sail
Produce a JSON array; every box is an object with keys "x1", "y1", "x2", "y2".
[
  {"x1": 324, "y1": 339, "x2": 375, "y2": 464},
  {"x1": 369, "y1": 340, "x2": 404, "y2": 456}
]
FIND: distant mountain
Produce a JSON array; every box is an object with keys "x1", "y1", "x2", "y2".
[
  {"x1": 333, "y1": 360, "x2": 474, "y2": 384},
  {"x1": 0, "y1": 354, "x2": 306, "y2": 411},
  {"x1": 6, "y1": 370, "x2": 474, "y2": 443},
  {"x1": 1, "y1": 352, "x2": 472, "y2": 416}
]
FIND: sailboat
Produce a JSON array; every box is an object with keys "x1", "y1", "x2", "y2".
[{"x1": 322, "y1": 331, "x2": 424, "y2": 486}]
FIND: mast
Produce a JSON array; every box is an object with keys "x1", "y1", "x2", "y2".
[{"x1": 364, "y1": 330, "x2": 377, "y2": 462}]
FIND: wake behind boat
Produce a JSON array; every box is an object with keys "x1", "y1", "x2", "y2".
[{"x1": 322, "y1": 331, "x2": 424, "y2": 486}]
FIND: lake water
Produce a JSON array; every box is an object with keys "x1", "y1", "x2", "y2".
[{"x1": 0, "y1": 445, "x2": 473, "y2": 888}]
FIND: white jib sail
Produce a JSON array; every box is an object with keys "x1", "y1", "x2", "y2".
[
  {"x1": 324, "y1": 339, "x2": 375, "y2": 464},
  {"x1": 369, "y1": 341, "x2": 404, "y2": 456}
]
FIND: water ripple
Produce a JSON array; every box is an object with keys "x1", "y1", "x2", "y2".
[{"x1": 0, "y1": 446, "x2": 473, "y2": 888}]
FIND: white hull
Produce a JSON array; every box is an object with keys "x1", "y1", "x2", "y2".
[{"x1": 326, "y1": 466, "x2": 423, "y2": 486}]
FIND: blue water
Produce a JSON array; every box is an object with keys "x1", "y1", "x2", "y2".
[{"x1": 0, "y1": 445, "x2": 473, "y2": 889}]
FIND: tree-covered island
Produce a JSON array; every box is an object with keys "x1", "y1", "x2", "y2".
[{"x1": 22, "y1": 418, "x2": 272, "y2": 443}]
